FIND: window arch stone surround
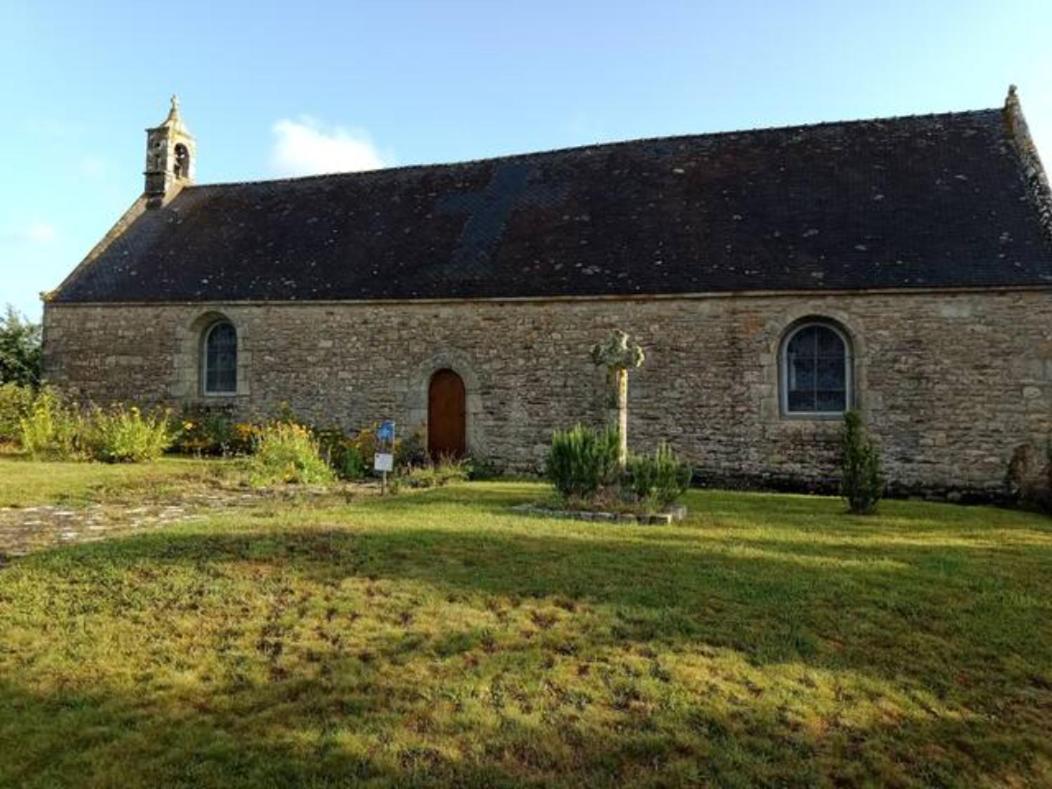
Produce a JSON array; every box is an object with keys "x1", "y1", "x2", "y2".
[
  {"x1": 172, "y1": 310, "x2": 251, "y2": 400},
  {"x1": 758, "y1": 305, "x2": 869, "y2": 423}
]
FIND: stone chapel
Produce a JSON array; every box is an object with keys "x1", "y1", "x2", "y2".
[{"x1": 43, "y1": 89, "x2": 1052, "y2": 497}]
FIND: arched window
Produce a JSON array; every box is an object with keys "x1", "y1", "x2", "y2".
[
  {"x1": 203, "y1": 321, "x2": 237, "y2": 395},
  {"x1": 781, "y1": 321, "x2": 852, "y2": 415},
  {"x1": 174, "y1": 143, "x2": 190, "y2": 179}
]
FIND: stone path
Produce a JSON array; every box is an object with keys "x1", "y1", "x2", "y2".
[
  {"x1": 0, "y1": 477, "x2": 388, "y2": 563},
  {"x1": 0, "y1": 490, "x2": 268, "y2": 559},
  {"x1": 0, "y1": 486, "x2": 332, "y2": 559}
]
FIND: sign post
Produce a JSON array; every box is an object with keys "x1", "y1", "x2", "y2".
[{"x1": 374, "y1": 420, "x2": 396, "y2": 495}]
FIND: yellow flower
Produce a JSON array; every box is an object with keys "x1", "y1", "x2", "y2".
[{"x1": 183, "y1": 421, "x2": 195, "y2": 430}]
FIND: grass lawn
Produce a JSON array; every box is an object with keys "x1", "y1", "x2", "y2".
[
  {"x1": 0, "y1": 462, "x2": 1050, "y2": 787},
  {"x1": 0, "y1": 455, "x2": 239, "y2": 508}
]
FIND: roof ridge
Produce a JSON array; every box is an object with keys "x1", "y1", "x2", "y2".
[{"x1": 187, "y1": 106, "x2": 1002, "y2": 191}]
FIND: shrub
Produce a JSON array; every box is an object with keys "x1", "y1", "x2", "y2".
[
  {"x1": 315, "y1": 427, "x2": 371, "y2": 480},
  {"x1": 402, "y1": 465, "x2": 439, "y2": 489},
  {"x1": 840, "y1": 410, "x2": 884, "y2": 515},
  {"x1": 83, "y1": 404, "x2": 175, "y2": 463},
  {"x1": 396, "y1": 427, "x2": 428, "y2": 469},
  {"x1": 330, "y1": 440, "x2": 370, "y2": 480},
  {"x1": 249, "y1": 422, "x2": 334, "y2": 486},
  {"x1": 317, "y1": 423, "x2": 392, "y2": 481},
  {"x1": 467, "y1": 456, "x2": 503, "y2": 481},
  {"x1": 229, "y1": 422, "x2": 262, "y2": 454},
  {"x1": 436, "y1": 456, "x2": 472, "y2": 486},
  {"x1": 318, "y1": 423, "x2": 428, "y2": 481},
  {"x1": 546, "y1": 424, "x2": 620, "y2": 499},
  {"x1": 18, "y1": 388, "x2": 83, "y2": 460},
  {"x1": 1005, "y1": 441, "x2": 1052, "y2": 513},
  {"x1": 625, "y1": 442, "x2": 692, "y2": 508},
  {"x1": 401, "y1": 455, "x2": 471, "y2": 489},
  {"x1": 15, "y1": 388, "x2": 177, "y2": 464},
  {"x1": 171, "y1": 406, "x2": 257, "y2": 456},
  {"x1": 0, "y1": 382, "x2": 33, "y2": 445}
]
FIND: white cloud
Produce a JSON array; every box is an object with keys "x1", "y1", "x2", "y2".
[
  {"x1": 78, "y1": 155, "x2": 107, "y2": 179},
  {"x1": 269, "y1": 116, "x2": 392, "y2": 177},
  {"x1": 25, "y1": 222, "x2": 56, "y2": 243},
  {"x1": 1, "y1": 221, "x2": 56, "y2": 245}
]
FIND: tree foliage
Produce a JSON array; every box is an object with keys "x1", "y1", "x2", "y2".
[{"x1": 0, "y1": 305, "x2": 42, "y2": 387}]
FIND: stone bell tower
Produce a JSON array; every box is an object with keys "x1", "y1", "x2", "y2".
[{"x1": 144, "y1": 96, "x2": 196, "y2": 206}]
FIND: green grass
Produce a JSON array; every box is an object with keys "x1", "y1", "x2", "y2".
[
  {"x1": 0, "y1": 465, "x2": 1050, "y2": 786},
  {"x1": 0, "y1": 455, "x2": 239, "y2": 508}
]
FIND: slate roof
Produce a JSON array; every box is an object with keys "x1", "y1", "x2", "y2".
[{"x1": 53, "y1": 107, "x2": 1052, "y2": 304}]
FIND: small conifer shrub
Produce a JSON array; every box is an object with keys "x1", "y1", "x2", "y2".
[
  {"x1": 840, "y1": 410, "x2": 884, "y2": 515},
  {"x1": 545, "y1": 424, "x2": 620, "y2": 499},
  {"x1": 625, "y1": 442, "x2": 692, "y2": 508}
]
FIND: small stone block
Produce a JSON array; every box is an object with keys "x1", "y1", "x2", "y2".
[{"x1": 648, "y1": 514, "x2": 673, "y2": 525}]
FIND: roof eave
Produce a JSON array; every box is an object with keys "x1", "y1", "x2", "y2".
[{"x1": 44, "y1": 195, "x2": 149, "y2": 305}]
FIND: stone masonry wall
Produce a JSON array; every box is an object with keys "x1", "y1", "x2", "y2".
[{"x1": 43, "y1": 290, "x2": 1052, "y2": 497}]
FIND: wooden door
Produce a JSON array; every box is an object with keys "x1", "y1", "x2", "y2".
[{"x1": 428, "y1": 369, "x2": 466, "y2": 460}]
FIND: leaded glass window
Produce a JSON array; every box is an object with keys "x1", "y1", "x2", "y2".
[
  {"x1": 203, "y1": 321, "x2": 237, "y2": 394},
  {"x1": 782, "y1": 322, "x2": 850, "y2": 415}
]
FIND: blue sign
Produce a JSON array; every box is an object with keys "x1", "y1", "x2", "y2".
[{"x1": 376, "y1": 420, "x2": 396, "y2": 443}]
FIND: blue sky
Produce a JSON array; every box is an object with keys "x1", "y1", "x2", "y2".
[{"x1": 2, "y1": 0, "x2": 1050, "y2": 320}]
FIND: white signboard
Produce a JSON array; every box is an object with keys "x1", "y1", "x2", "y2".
[{"x1": 373, "y1": 452, "x2": 394, "y2": 473}]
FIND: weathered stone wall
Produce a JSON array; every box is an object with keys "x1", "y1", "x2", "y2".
[{"x1": 43, "y1": 290, "x2": 1052, "y2": 497}]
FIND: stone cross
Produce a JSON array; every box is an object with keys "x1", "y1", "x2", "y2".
[{"x1": 591, "y1": 329, "x2": 645, "y2": 467}]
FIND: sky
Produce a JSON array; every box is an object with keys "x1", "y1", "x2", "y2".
[{"x1": 1, "y1": 0, "x2": 1050, "y2": 320}]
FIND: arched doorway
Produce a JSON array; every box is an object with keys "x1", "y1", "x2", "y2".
[{"x1": 428, "y1": 369, "x2": 466, "y2": 460}]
